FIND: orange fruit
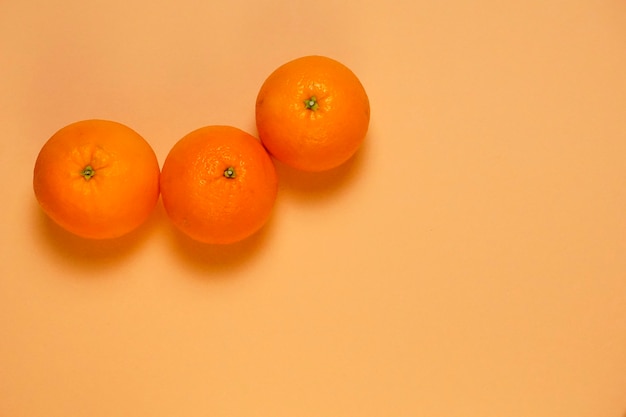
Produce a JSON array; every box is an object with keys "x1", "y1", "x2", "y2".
[
  {"x1": 33, "y1": 119, "x2": 160, "y2": 239},
  {"x1": 255, "y1": 55, "x2": 370, "y2": 172},
  {"x1": 160, "y1": 125, "x2": 278, "y2": 245}
]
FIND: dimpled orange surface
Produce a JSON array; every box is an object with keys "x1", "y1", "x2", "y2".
[{"x1": 2, "y1": 1, "x2": 626, "y2": 416}]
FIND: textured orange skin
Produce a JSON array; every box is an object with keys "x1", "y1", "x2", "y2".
[
  {"x1": 33, "y1": 119, "x2": 160, "y2": 239},
  {"x1": 255, "y1": 55, "x2": 370, "y2": 172},
  {"x1": 160, "y1": 125, "x2": 278, "y2": 245}
]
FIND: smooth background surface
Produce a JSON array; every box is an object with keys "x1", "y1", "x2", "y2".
[{"x1": 1, "y1": 0, "x2": 626, "y2": 415}]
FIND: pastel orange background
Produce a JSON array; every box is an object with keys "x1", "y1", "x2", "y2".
[{"x1": 2, "y1": 0, "x2": 626, "y2": 416}]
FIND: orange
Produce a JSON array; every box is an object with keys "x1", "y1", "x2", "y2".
[
  {"x1": 255, "y1": 55, "x2": 370, "y2": 172},
  {"x1": 33, "y1": 119, "x2": 160, "y2": 239},
  {"x1": 160, "y1": 125, "x2": 278, "y2": 245}
]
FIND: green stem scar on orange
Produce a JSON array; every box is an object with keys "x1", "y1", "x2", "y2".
[
  {"x1": 80, "y1": 165, "x2": 96, "y2": 181},
  {"x1": 304, "y1": 96, "x2": 319, "y2": 111},
  {"x1": 223, "y1": 166, "x2": 237, "y2": 179}
]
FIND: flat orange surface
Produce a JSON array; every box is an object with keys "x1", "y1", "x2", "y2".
[{"x1": 2, "y1": 1, "x2": 626, "y2": 415}]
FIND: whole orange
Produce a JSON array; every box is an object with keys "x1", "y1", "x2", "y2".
[
  {"x1": 160, "y1": 125, "x2": 278, "y2": 245},
  {"x1": 33, "y1": 119, "x2": 160, "y2": 239},
  {"x1": 255, "y1": 55, "x2": 370, "y2": 172}
]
